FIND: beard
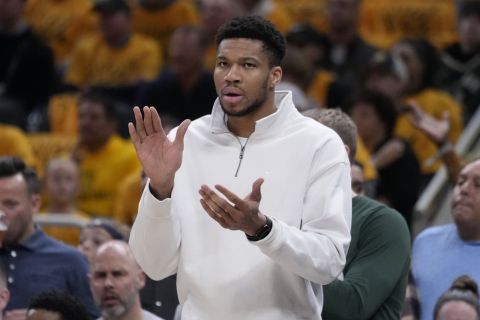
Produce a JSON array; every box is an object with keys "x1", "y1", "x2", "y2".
[{"x1": 220, "y1": 77, "x2": 270, "y2": 117}]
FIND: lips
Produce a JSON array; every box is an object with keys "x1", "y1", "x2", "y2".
[
  {"x1": 221, "y1": 87, "x2": 244, "y2": 104},
  {"x1": 102, "y1": 293, "x2": 119, "y2": 307}
]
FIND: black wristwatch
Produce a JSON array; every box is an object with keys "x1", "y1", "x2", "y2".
[{"x1": 246, "y1": 216, "x2": 273, "y2": 241}]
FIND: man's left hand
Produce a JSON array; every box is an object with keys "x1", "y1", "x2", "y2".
[{"x1": 199, "y1": 178, "x2": 266, "y2": 236}]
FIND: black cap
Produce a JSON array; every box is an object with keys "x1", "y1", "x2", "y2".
[{"x1": 93, "y1": 0, "x2": 131, "y2": 13}]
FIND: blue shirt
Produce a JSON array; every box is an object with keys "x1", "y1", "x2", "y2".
[
  {"x1": 412, "y1": 224, "x2": 480, "y2": 320},
  {"x1": 0, "y1": 228, "x2": 99, "y2": 318}
]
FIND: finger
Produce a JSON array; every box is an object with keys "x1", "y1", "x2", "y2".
[
  {"x1": 200, "y1": 199, "x2": 230, "y2": 229},
  {"x1": 199, "y1": 187, "x2": 238, "y2": 223},
  {"x1": 133, "y1": 106, "x2": 147, "y2": 141},
  {"x1": 249, "y1": 178, "x2": 264, "y2": 202},
  {"x1": 128, "y1": 122, "x2": 141, "y2": 148},
  {"x1": 143, "y1": 106, "x2": 154, "y2": 136},
  {"x1": 214, "y1": 184, "x2": 245, "y2": 209},
  {"x1": 173, "y1": 119, "x2": 191, "y2": 148},
  {"x1": 150, "y1": 107, "x2": 165, "y2": 134}
]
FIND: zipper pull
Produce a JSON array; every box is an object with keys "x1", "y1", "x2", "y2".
[{"x1": 239, "y1": 146, "x2": 245, "y2": 159}]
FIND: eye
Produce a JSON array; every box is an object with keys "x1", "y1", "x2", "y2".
[
  {"x1": 216, "y1": 61, "x2": 228, "y2": 68},
  {"x1": 244, "y1": 63, "x2": 256, "y2": 69}
]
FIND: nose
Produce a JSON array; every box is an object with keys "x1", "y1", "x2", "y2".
[{"x1": 224, "y1": 64, "x2": 241, "y2": 83}]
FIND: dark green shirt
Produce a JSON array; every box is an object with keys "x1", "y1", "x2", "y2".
[{"x1": 322, "y1": 196, "x2": 411, "y2": 320}]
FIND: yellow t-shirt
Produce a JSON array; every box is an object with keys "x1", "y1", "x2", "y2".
[
  {"x1": 355, "y1": 137, "x2": 378, "y2": 181},
  {"x1": 359, "y1": 0, "x2": 458, "y2": 49},
  {"x1": 24, "y1": 0, "x2": 97, "y2": 65},
  {"x1": 76, "y1": 135, "x2": 141, "y2": 218},
  {"x1": 38, "y1": 211, "x2": 90, "y2": 246},
  {"x1": 132, "y1": 1, "x2": 199, "y2": 57},
  {"x1": 0, "y1": 124, "x2": 38, "y2": 170},
  {"x1": 394, "y1": 89, "x2": 463, "y2": 174},
  {"x1": 48, "y1": 93, "x2": 80, "y2": 137},
  {"x1": 307, "y1": 70, "x2": 334, "y2": 108},
  {"x1": 113, "y1": 170, "x2": 142, "y2": 226},
  {"x1": 65, "y1": 33, "x2": 162, "y2": 87}
]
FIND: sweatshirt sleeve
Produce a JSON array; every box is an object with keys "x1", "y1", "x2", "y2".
[
  {"x1": 129, "y1": 182, "x2": 181, "y2": 280},
  {"x1": 252, "y1": 142, "x2": 352, "y2": 284},
  {"x1": 322, "y1": 207, "x2": 411, "y2": 319}
]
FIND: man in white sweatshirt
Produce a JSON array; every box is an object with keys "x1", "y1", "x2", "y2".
[{"x1": 128, "y1": 15, "x2": 352, "y2": 320}]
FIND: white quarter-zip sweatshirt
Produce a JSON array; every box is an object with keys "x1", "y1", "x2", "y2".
[{"x1": 130, "y1": 91, "x2": 352, "y2": 320}]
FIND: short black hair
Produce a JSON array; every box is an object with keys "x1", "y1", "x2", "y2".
[
  {"x1": 215, "y1": 15, "x2": 286, "y2": 67},
  {"x1": 344, "y1": 90, "x2": 398, "y2": 138},
  {"x1": 398, "y1": 37, "x2": 438, "y2": 90},
  {"x1": 0, "y1": 157, "x2": 40, "y2": 195},
  {"x1": 28, "y1": 291, "x2": 90, "y2": 320}
]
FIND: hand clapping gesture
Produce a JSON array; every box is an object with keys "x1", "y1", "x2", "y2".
[{"x1": 128, "y1": 106, "x2": 190, "y2": 199}]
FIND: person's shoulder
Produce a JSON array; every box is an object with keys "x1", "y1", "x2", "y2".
[
  {"x1": 415, "y1": 224, "x2": 454, "y2": 243},
  {"x1": 41, "y1": 233, "x2": 88, "y2": 261},
  {"x1": 142, "y1": 309, "x2": 165, "y2": 320},
  {"x1": 353, "y1": 196, "x2": 408, "y2": 227}
]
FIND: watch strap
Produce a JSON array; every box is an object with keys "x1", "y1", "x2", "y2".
[{"x1": 246, "y1": 216, "x2": 272, "y2": 241}]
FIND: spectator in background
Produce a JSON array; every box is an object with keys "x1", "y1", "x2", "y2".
[
  {"x1": 411, "y1": 158, "x2": 480, "y2": 320},
  {"x1": 237, "y1": 0, "x2": 294, "y2": 33},
  {"x1": 277, "y1": 47, "x2": 320, "y2": 111},
  {"x1": 136, "y1": 26, "x2": 216, "y2": 122},
  {"x1": 0, "y1": 124, "x2": 38, "y2": 171},
  {"x1": 433, "y1": 275, "x2": 480, "y2": 320},
  {"x1": 437, "y1": 0, "x2": 480, "y2": 124},
  {"x1": 390, "y1": 38, "x2": 463, "y2": 182},
  {"x1": 199, "y1": 0, "x2": 245, "y2": 70},
  {"x1": 307, "y1": 108, "x2": 411, "y2": 320},
  {"x1": 39, "y1": 158, "x2": 90, "y2": 246},
  {"x1": 324, "y1": 0, "x2": 377, "y2": 91},
  {"x1": 89, "y1": 241, "x2": 164, "y2": 320},
  {"x1": 65, "y1": 0, "x2": 161, "y2": 90},
  {"x1": 23, "y1": 0, "x2": 98, "y2": 71},
  {"x1": 0, "y1": 263, "x2": 10, "y2": 320},
  {"x1": 132, "y1": 0, "x2": 199, "y2": 58},
  {"x1": 0, "y1": 157, "x2": 98, "y2": 320},
  {"x1": 78, "y1": 218, "x2": 128, "y2": 265},
  {"x1": 77, "y1": 219, "x2": 179, "y2": 320},
  {"x1": 285, "y1": 22, "x2": 353, "y2": 108},
  {"x1": 0, "y1": 0, "x2": 57, "y2": 130},
  {"x1": 72, "y1": 90, "x2": 140, "y2": 218},
  {"x1": 346, "y1": 90, "x2": 420, "y2": 227},
  {"x1": 26, "y1": 291, "x2": 90, "y2": 320}
]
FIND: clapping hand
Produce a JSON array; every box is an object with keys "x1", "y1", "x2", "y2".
[{"x1": 128, "y1": 106, "x2": 190, "y2": 199}]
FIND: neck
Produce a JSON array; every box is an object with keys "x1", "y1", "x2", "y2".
[
  {"x1": 17, "y1": 223, "x2": 36, "y2": 245},
  {"x1": 363, "y1": 132, "x2": 385, "y2": 152},
  {"x1": 46, "y1": 202, "x2": 76, "y2": 214},
  {"x1": 457, "y1": 224, "x2": 480, "y2": 242}
]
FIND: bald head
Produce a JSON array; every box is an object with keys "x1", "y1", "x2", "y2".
[{"x1": 89, "y1": 241, "x2": 145, "y2": 319}]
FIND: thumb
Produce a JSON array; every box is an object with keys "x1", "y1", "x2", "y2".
[
  {"x1": 250, "y1": 178, "x2": 264, "y2": 202},
  {"x1": 173, "y1": 119, "x2": 191, "y2": 148}
]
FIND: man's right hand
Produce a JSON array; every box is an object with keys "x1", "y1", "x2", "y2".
[{"x1": 128, "y1": 106, "x2": 190, "y2": 200}]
